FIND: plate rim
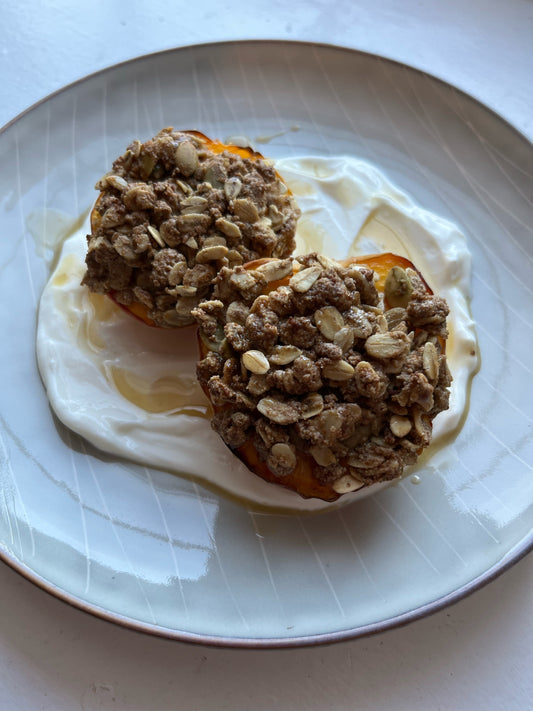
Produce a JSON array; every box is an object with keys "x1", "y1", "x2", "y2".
[
  {"x1": 1, "y1": 534, "x2": 531, "y2": 649},
  {"x1": 1, "y1": 38, "x2": 531, "y2": 648},
  {"x1": 1, "y1": 38, "x2": 532, "y2": 147}
]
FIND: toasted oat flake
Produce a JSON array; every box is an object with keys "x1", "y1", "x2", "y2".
[
  {"x1": 224, "y1": 177, "x2": 242, "y2": 201},
  {"x1": 390, "y1": 415, "x2": 412, "y2": 438},
  {"x1": 257, "y1": 398, "x2": 300, "y2": 425},
  {"x1": 365, "y1": 332, "x2": 410, "y2": 360},
  {"x1": 289, "y1": 265, "x2": 322, "y2": 293},
  {"x1": 332, "y1": 474, "x2": 365, "y2": 494},
  {"x1": 310, "y1": 446, "x2": 336, "y2": 466},
  {"x1": 216, "y1": 218, "x2": 242, "y2": 239},
  {"x1": 268, "y1": 345, "x2": 302, "y2": 365},
  {"x1": 174, "y1": 285, "x2": 197, "y2": 297},
  {"x1": 333, "y1": 326, "x2": 355, "y2": 352},
  {"x1": 322, "y1": 360, "x2": 355, "y2": 381},
  {"x1": 174, "y1": 140, "x2": 199, "y2": 176},
  {"x1": 422, "y1": 341, "x2": 439, "y2": 382},
  {"x1": 233, "y1": 198, "x2": 260, "y2": 223},
  {"x1": 300, "y1": 393, "x2": 324, "y2": 419},
  {"x1": 315, "y1": 306, "x2": 345, "y2": 340},
  {"x1": 106, "y1": 175, "x2": 128, "y2": 191},
  {"x1": 269, "y1": 443, "x2": 297, "y2": 473},
  {"x1": 147, "y1": 224, "x2": 165, "y2": 248},
  {"x1": 242, "y1": 350, "x2": 270, "y2": 375},
  {"x1": 385, "y1": 266, "x2": 413, "y2": 308},
  {"x1": 256, "y1": 258, "x2": 293, "y2": 283},
  {"x1": 230, "y1": 271, "x2": 257, "y2": 290},
  {"x1": 196, "y1": 245, "x2": 229, "y2": 263}
]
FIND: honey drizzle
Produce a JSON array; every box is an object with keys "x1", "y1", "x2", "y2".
[{"x1": 110, "y1": 367, "x2": 211, "y2": 417}]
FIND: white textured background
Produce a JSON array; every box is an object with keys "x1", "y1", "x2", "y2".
[{"x1": 1, "y1": 1, "x2": 532, "y2": 709}]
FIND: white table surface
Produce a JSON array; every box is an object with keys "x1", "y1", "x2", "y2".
[{"x1": 1, "y1": 1, "x2": 531, "y2": 709}]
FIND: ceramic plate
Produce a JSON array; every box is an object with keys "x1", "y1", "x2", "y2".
[{"x1": 0, "y1": 41, "x2": 531, "y2": 647}]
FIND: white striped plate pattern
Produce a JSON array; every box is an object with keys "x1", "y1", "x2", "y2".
[{"x1": 0, "y1": 41, "x2": 531, "y2": 646}]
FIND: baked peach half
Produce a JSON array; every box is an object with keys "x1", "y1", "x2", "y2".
[
  {"x1": 83, "y1": 128, "x2": 300, "y2": 327},
  {"x1": 194, "y1": 252, "x2": 451, "y2": 502}
]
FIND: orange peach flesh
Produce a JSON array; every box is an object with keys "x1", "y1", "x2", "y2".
[{"x1": 199, "y1": 254, "x2": 436, "y2": 501}]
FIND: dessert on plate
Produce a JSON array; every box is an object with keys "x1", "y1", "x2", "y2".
[
  {"x1": 193, "y1": 252, "x2": 452, "y2": 501},
  {"x1": 37, "y1": 136, "x2": 476, "y2": 509},
  {"x1": 83, "y1": 128, "x2": 301, "y2": 327}
]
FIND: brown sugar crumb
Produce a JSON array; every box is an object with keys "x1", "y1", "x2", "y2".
[
  {"x1": 193, "y1": 253, "x2": 452, "y2": 500},
  {"x1": 82, "y1": 128, "x2": 301, "y2": 327}
]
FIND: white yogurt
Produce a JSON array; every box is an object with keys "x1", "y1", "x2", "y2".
[{"x1": 36, "y1": 156, "x2": 479, "y2": 512}]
